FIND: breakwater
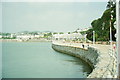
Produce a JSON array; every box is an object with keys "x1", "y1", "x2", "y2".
[{"x1": 52, "y1": 42, "x2": 117, "y2": 78}]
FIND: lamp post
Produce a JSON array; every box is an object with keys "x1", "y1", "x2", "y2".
[
  {"x1": 84, "y1": 34, "x2": 87, "y2": 43},
  {"x1": 110, "y1": 0, "x2": 113, "y2": 51},
  {"x1": 93, "y1": 31, "x2": 95, "y2": 44},
  {"x1": 110, "y1": 21, "x2": 112, "y2": 50},
  {"x1": 116, "y1": 0, "x2": 120, "y2": 78}
]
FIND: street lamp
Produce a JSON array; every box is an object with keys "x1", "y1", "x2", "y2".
[
  {"x1": 93, "y1": 31, "x2": 95, "y2": 44},
  {"x1": 109, "y1": 0, "x2": 115, "y2": 50},
  {"x1": 84, "y1": 34, "x2": 87, "y2": 43},
  {"x1": 116, "y1": 0, "x2": 120, "y2": 78}
]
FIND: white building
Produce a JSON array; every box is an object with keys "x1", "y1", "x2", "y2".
[
  {"x1": 16, "y1": 35, "x2": 34, "y2": 40},
  {"x1": 34, "y1": 35, "x2": 40, "y2": 38},
  {"x1": 0, "y1": 35, "x2": 2, "y2": 38},
  {"x1": 52, "y1": 33, "x2": 85, "y2": 41},
  {"x1": 39, "y1": 34, "x2": 44, "y2": 37},
  {"x1": 10, "y1": 33, "x2": 16, "y2": 38},
  {"x1": 77, "y1": 27, "x2": 91, "y2": 32},
  {"x1": 34, "y1": 34, "x2": 44, "y2": 38}
]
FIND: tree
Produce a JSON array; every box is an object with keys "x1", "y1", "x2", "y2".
[
  {"x1": 86, "y1": 28, "x2": 93, "y2": 41},
  {"x1": 80, "y1": 31, "x2": 87, "y2": 35},
  {"x1": 53, "y1": 32, "x2": 58, "y2": 34},
  {"x1": 86, "y1": 0, "x2": 116, "y2": 41},
  {"x1": 59, "y1": 32, "x2": 64, "y2": 34},
  {"x1": 68, "y1": 32, "x2": 71, "y2": 34}
]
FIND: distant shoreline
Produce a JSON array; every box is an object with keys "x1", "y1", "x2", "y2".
[
  {"x1": 0, "y1": 39, "x2": 116, "y2": 45},
  {"x1": 0, "y1": 39, "x2": 52, "y2": 42}
]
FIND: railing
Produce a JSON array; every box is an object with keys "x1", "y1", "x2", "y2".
[{"x1": 102, "y1": 48, "x2": 117, "y2": 78}]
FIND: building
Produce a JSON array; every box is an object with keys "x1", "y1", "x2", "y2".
[
  {"x1": 52, "y1": 33, "x2": 85, "y2": 41},
  {"x1": 16, "y1": 34, "x2": 34, "y2": 40},
  {"x1": 0, "y1": 35, "x2": 2, "y2": 38}
]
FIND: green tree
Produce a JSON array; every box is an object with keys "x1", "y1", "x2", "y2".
[
  {"x1": 86, "y1": 0, "x2": 116, "y2": 41},
  {"x1": 53, "y1": 32, "x2": 58, "y2": 34},
  {"x1": 68, "y1": 32, "x2": 71, "y2": 34},
  {"x1": 59, "y1": 32, "x2": 64, "y2": 34}
]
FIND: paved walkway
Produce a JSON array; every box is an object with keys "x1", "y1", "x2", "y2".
[{"x1": 52, "y1": 41, "x2": 117, "y2": 78}]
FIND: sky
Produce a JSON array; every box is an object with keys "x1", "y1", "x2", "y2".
[{"x1": 1, "y1": 2, "x2": 108, "y2": 33}]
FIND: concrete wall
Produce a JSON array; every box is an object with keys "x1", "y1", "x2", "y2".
[
  {"x1": 52, "y1": 43, "x2": 117, "y2": 78},
  {"x1": 52, "y1": 43, "x2": 100, "y2": 77}
]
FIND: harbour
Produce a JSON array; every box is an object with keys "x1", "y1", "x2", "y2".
[{"x1": 2, "y1": 42, "x2": 92, "y2": 78}]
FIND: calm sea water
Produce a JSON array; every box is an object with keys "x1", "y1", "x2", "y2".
[{"x1": 2, "y1": 42, "x2": 92, "y2": 78}]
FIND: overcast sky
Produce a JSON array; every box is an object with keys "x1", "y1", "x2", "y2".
[{"x1": 1, "y1": 2, "x2": 107, "y2": 33}]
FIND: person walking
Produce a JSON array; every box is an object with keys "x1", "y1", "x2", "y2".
[
  {"x1": 82, "y1": 44, "x2": 84, "y2": 48},
  {"x1": 113, "y1": 43, "x2": 116, "y2": 51}
]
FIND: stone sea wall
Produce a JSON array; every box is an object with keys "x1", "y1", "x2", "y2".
[{"x1": 52, "y1": 43, "x2": 117, "y2": 78}]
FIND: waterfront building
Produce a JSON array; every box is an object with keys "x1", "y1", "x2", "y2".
[
  {"x1": 34, "y1": 35, "x2": 40, "y2": 38},
  {"x1": 16, "y1": 34, "x2": 34, "y2": 40},
  {"x1": 38, "y1": 34, "x2": 44, "y2": 38},
  {"x1": 0, "y1": 35, "x2": 2, "y2": 38},
  {"x1": 52, "y1": 33, "x2": 85, "y2": 41},
  {"x1": 10, "y1": 33, "x2": 16, "y2": 38},
  {"x1": 2, "y1": 34, "x2": 11, "y2": 38}
]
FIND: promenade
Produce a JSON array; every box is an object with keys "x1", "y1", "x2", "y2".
[{"x1": 52, "y1": 41, "x2": 117, "y2": 78}]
